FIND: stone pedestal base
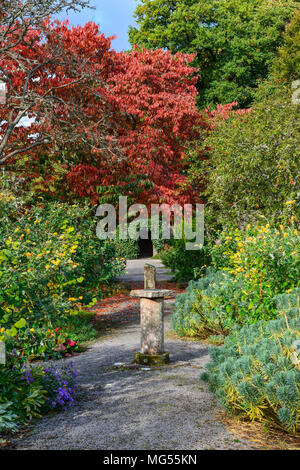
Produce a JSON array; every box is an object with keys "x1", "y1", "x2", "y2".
[
  {"x1": 140, "y1": 297, "x2": 164, "y2": 355},
  {"x1": 134, "y1": 352, "x2": 170, "y2": 366},
  {"x1": 130, "y1": 289, "x2": 173, "y2": 366}
]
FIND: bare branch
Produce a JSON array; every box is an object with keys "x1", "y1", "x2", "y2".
[{"x1": 0, "y1": 1, "x2": 92, "y2": 53}]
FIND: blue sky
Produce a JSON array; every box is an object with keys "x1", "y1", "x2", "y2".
[{"x1": 57, "y1": 0, "x2": 137, "y2": 51}]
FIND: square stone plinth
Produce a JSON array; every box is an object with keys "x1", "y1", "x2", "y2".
[
  {"x1": 140, "y1": 297, "x2": 164, "y2": 354},
  {"x1": 130, "y1": 289, "x2": 173, "y2": 299}
]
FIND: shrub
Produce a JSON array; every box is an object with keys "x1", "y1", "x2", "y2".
[
  {"x1": 211, "y1": 224, "x2": 299, "y2": 322},
  {"x1": 161, "y1": 238, "x2": 211, "y2": 281},
  {"x1": 0, "y1": 403, "x2": 19, "y2": 433},
  {"x1": 201, "y1": 289, "x2": 300, "y2": 434},
  {"x1": 113, "y1": 238, "x2": 139, "y2": 260},
  {"x1": 5, "y1": 310, "x2": 98, "y2": 362},
  {"x1": 32, "y1": 362, "x2": 80, "y2": 412},
  {"x1": 0, "y1": 191, "x2": 125, "y2": 361},
  {"x1": 172, "y1": 223, "x2": 299, "y2": 338},
  {"x1": 172, "y1": 268, "x2": 238, "y2": 337},
  {"x1": 0, "y1": 362, "x2": 46, "y2": 432},
  {"x1": 271, "y1": 10, "x2": 300, "y2": 85}
]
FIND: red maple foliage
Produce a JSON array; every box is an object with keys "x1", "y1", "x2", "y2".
[{"x1": 0, "y1": 20, "x2": 205, "y2": 204}]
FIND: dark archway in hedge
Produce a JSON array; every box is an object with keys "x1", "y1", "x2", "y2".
[{"x1": 138, "y1": 231, "x2": 153, "y2": 258}]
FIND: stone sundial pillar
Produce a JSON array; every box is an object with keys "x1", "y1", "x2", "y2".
[{"x1": 130, "y1": 264, "x2": 172, "y2": 365}]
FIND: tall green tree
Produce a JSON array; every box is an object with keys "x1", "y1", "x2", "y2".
[
  {"x1": 129, "y1": 0, "x2": 298, "y2": 107},
  {"x1": 272, "y1": 9, "x2": 300, "y2": 83}
]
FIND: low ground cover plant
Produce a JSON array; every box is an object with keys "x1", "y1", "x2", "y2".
[
  {"x1": 201, "y1": 289, "x2": 300, "y2": 434},
  {"x1": 0, "y1": 355, "x2": 79, "y2": 433}
]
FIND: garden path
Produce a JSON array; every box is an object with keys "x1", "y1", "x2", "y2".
[
  {"x1": 12, "y1": 260, "x2": 254, "y2": 450},
  {"x1": 116, "y1": 258, "x2": 174, "y2": 283}
]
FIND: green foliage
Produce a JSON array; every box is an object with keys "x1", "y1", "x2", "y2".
[
  {"x1": 0, "y1": 402, "x2": 19, "y2": 433},
  {"x1": 172, "y1": 224, "x2": 299, "y2": 337},
  {"x1": 210, "y1": 224, "x2": 299, "y2": 323},
  {"x1": 211, "y1": 224, "x2": 299, "y2": 296},
  {"x1": 0, "y1": 361, "x2": 47, "y2": 431},
  {"x1": 152, "y1": 238, "x2": 165, "y2": 253},
  {"x1": 272, "y1": 10, "x2": 300, "y2": 84},
  {"x1": 193, "y1": 88, "x2": 299, "y2": 228},
  {"x1": 0, "y1": 191, "x2": 125, "y2": 361},
  {"x1": 201, "y1": 289, "x2": 300, "y2": 434},
  {"x1": 6, "y1": 310, "x2": 99, "y2": 362},
  {"x1": 172, "y1": 267, "x2": 237, "y2": 337},
  {"x1": 129, "y1": 0, "x2": 298, "y2": 107},
  {"x1": 0, "y1": 359, "x2": 79, "y2": 433},
  {"x1": 161, "y1": 238, "x2": 211, "y2": 281},
  {"x1": 113, "y1": 238, "x2": 139, "y2": 260}
]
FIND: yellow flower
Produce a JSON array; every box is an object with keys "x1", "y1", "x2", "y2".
[
  {"x1": 30, "y1": 328, "x2": 35, "y2": 333},
  {"x1": 51, "y1": 259, "x2": 61, "y2": 266},
  {"x1": 285, "y1": 200, "x2": 296, "y2": 205},
  {"x1": 68, "y1": 297, "x2": 77, "y2": 302},
  {"x1": 283, "y1": 233, "x2": 288, "y2": 238},
  {"x1": 0, "y1": 327, "x2": 5, "y2": 333},
  {"x1": 25, "y1": 252, "x2": 32, "y2": 258}
]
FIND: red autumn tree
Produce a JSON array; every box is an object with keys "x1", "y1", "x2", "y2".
[
  {"x1": 1, "y1": 18, "x2": 205, "y2": 204},
  {"x1": 67, "y1": 46, "x2": 205, "y2": 204},
  {"x1": 0, "y1": 0, "x2": 93, "y2": 163},
  {"x1": 0, "y1": 19, "x2": 122, "y2": 165}
]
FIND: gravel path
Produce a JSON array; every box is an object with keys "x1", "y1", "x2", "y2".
[
  {"x1": 116, "y1": 258, "x2": 174, "y2": 283},
  {"x1": 12, "y1": 312, "x2": 253, "y2": 450},
  {"x1": 12, "y1": 260, "x2": 254, "y2": 450}
]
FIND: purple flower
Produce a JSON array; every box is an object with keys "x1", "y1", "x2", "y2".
[
  {"x1": 40, "y1": 362, "x2": 80, "y2": 410},
  {"x1": 20, "y1": 365, "x2": 34, "y2": 384}
]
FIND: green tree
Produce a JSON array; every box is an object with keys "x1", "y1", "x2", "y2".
[
  {"x1": 272, "y1": 9, "x2": 300, "y2": 83},
  {"x1": 129, "y1": 0, "x2": 298, "y2": 107},
  {"x1": 193, "y1": 87, "x2": 299, "y2": 229}
]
